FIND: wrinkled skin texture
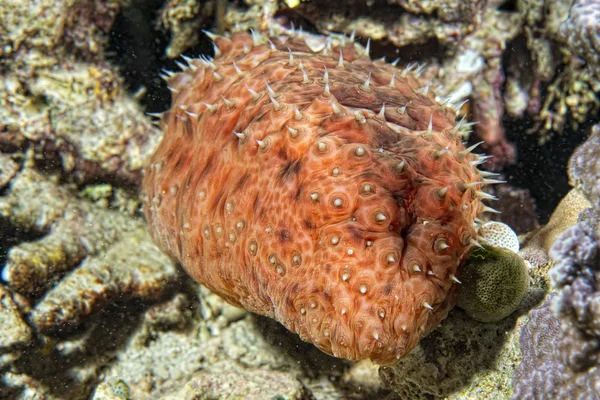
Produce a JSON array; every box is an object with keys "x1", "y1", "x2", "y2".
[{"x1": 142, "y1": 30, "x2": 488, "y2": 365}]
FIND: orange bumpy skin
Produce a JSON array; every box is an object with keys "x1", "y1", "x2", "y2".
[{"x1": 142, "y1": 29, "x2": 491, "y2": 365}]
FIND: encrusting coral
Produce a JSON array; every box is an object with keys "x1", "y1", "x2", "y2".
[
  {"x1": 456, "y1": 245, "x2": 529, "y2": 323},
  {"x1": 142, "y1": 26, "x2": 503, "y2": 365}
]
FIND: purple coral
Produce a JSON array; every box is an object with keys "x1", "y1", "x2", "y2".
[
  {"x1": 569, "y1": 124, "x2": 600, "y2": 208},
  {"x1": 513, "y1": 222, "x2": 600, "y2": 399}
]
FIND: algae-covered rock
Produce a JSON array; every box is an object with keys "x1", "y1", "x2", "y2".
[{"x1": 457, "y1": 245, "x2": 529, "y2": 323}]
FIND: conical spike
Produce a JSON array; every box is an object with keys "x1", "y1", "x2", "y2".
[
  {"x1": 435, "y1": 147, "x2": 450, "y2": 157},
  {"x1": 361, "y1": 72, "x2": 371, "y2": 90},
  {"x1": 269, "y1": 93, "x2": 281, "y2": 110},
  {"x1": 202, "y1": 29, "x2": 218, "y2": 41},
  {"x1": 415, "y1": 62, "x2": 427, "y2": 76},
  {"x1": 266, "y1": 83, "x2": 278, "y2": 98},
  {"x1": 453, "y1": 99, "x2": 469, "y2": 112},
  {"x1": 349, "y1": 28, "x2": 356, "y2": 42},
  {"x1": 364, "y1": 38, "x2": 370, "y2": 57},
  {"x1": 391, "y1": 57, "x2": 400, "y2": 66},
  {"x1": 475, "y1": 190, "x2": 498, "y2": 200},
  {"x1": 354, "y1": 111, "x2": 366, "y2": 124},
  {"x1": 250, "y1": 29, "x2": 260, "y2": 46},
  {"x1": 401, "y1": 62, "x2": 416, "y2": 77},
  {"x1": 233, "y1": 61, "x2": 243, "y2": 76},
  {"x1": 427, "y1": 114, "x2": 433, "y2": 135},
  {"x1": 299, "y1": 61, "x2": 310, "y2": 84},
  {"x1": 470, "y1": 155, "x2": 494, "y2": 166},
  {"x1": 469, "y1": 238, "x2": 485, "y2": 249},
  {"x1": 221, "y1": 96, "x2": 234, "y2": 109},
  {"x1": 213, "y1": 43, "x2": 222, "y2": 58},
  {"x1": 294, "y1": 106, "x2": 303, "y2": 120},
  {"x1": 202, "y1": 102, "x2": 218, "y2": 113},
  {"x1": 459, "y1": 141, "x2": 485, "y2": 156},
  {"x1": 233, "y1": 131, "x2": 246, "y2": 140},
  {"x1": 184, "y1": 110, "x2": 199, "y2": 119},
  {"x1": 174, "y1": 60, "x2": 187, "y2": 71},
  {"x1": 463, "y1": 181, "x2": 485, "y2": 189},
  {"x1": 482, "y1": 178, "x2": 506, "y2": 185},
  {"x1": 388, "y1": 73, "x2": 396, "y2": 88},
  {"x1": 377, "y1": 104, "x2": 386, "y2": 120},
  {"x1": 481, "y1": 205, "x2": 502, "y2": 214},
  {"x1": 256, "y1": 139, "x2": 267, "y2": 149},
  {"x1": 478, "y1": 170, "x2": 501, "y2": 177},
  {"x1": 450, "y1": 274, "x2": 462, "y2": 284},
  {"x1": 324, "y1": 81, "x2": 331, "y2": 96},
  {"x1": 287, "y1": 48, "x2": 295, "y2": 66},
  {"x1": 337, "y1": 50, "x2": 344, "y2": 68},
  {"x1": 286, "y1": 125, "x2": 299, "y2": 138},
  {"x1": 245, "y1": 84, "x2": 261, "y2": 102},
  {"x1": 417, "y1": 84, "x2": 430, "y2": 96}
]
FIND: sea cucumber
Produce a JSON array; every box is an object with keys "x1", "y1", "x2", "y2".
[{"x1": 142, "y1": 27, "x2": 497, "y2": 365}]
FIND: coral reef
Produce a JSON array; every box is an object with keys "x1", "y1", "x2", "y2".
[
  {"x1": 513, "y1": 223, "x2": 600, "y2": 398},
  {"x1": 0, "y1": 0, "x2": 124, "y2": 58},
  {"x1": 0, "y1": 168, "x2": 179, "y2": 334},
  {"x1": 142, "y1": 26, "x2": 502, "y2": 365},
  {"x1": 517, "y1": 0, "x2": 600, "y2": 137},
  {"x1": 557, "y1": 0, "x2": 600, "y2": 76},
  {"x1": 0, "y1": 286, "x2": 32, "y2": 352},
  {"x1": 0, "y1": 0, "x2": 161, "y2": 185},
  {"x1": 1, "y1": 0, "x2": 598, "y2": 398},
  {"x1": 511, "y1": 294, "x2": 563, "y2": 399},
  {"x1": 380, "y1": 307, "x2": 526, "y2": 399},
  {"x1": 520, "y1": 188, "x2": 591, "y2": 268},
  {"x1": 158, "y1": 0, "x2": 214, "y2": 59},
  {"x1": 569, "y1": 123, "x2": 600, "y2": 207},
  {"x1": 513, "y1": 123, "x2": 600, "y2": 398}
]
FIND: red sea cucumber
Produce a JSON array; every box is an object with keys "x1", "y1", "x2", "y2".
[{"x1": 142, "y1": 28, "x2": 496, "y2": 365}]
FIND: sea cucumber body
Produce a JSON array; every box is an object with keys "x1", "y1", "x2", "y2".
[{"x1": 142, "y1": 30, "x2": 484, "y2": 365}]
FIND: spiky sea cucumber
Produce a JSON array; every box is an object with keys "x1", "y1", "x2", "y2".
[{"x1": 142, "y1": 27, "x2": 499, "y2": 365}]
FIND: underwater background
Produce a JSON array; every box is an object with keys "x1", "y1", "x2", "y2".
[{"x1": 1, "y1": 0, "x2": 599, "y2": 398}]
